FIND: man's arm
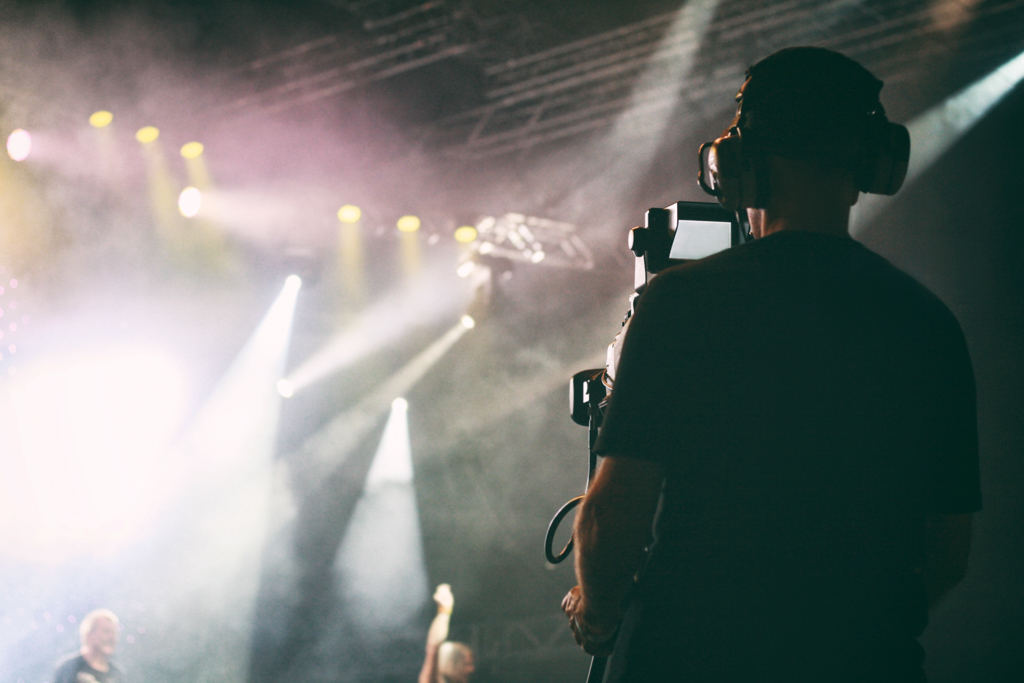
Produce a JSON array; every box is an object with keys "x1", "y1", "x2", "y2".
[
  {"x1": 418, "y1": 584, "x2": 453, "y2": 683},
  {"x1": 922, "y1": 512, "x2": 973, "y2": 608},
  {"x1": 562, "y1": 455, "x2": 664, "y2": 654}
]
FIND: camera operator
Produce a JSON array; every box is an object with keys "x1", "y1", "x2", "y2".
[{"x1": 561, "y1": 47, "x2": 981, "y2": 682}]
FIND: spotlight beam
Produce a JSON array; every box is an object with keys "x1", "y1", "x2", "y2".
[
  {"x1": 548, "y1": 0, "x2": 720, "y2": 220},
  {"x1": 245, "y1": 415, "x2": 388, "y2": 683},
  {"x1": 336, "y1": 398, "x2": 428, "y2": 636},
  {"x1": 123, "y1": 276, "x2": 303, "y2": 683},
  {"x1": 181, "y1": 275, "x2": 301, "y2": 475},
  {"x1": 283, "y1": 267, "x2": 476, "y2": 396},
  {"x1": 248, "y1": 320, "x2": 471, "y2": 681},
  {"x1": 289, "y1": 318, "x2": 472, "y2": 485},
  {"x1": 852, "y1": 48, "x2": 1024, "y2": 235}
]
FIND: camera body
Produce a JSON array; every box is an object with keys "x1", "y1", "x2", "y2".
[
  {"x1": 629, "y1": 201, "x2": 747, "y2": 291},
  {"x1": 570, "y1": 201, "x2": 749, "y2": 427}
]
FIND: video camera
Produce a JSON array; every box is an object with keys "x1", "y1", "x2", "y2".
[
  {"x1": 553, "y1": 200, "x2": 749, "y2": 544},
  {"x1": 568, "y1": 201, "x2": 748, "y2": 427},
  {"x1": 550, "y1": 201, "x2": 748, "y2": 682},
  {"x1": 630, "y1": 200, "x2": 748, "y2": 291}
]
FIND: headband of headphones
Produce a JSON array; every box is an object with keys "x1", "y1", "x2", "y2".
[
  {"x1": 735, "y1": 47, "x2": 885, "y2": 158},
  {"x1": 698, "y1": 47, "x2": 910, "y2": 209}
]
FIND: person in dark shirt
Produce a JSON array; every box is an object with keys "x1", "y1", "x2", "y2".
[
  {"x1": 53, "y1": 609, "x2": 123, "y2": 683},
  {"x1": 561, "y1": 47, "x2": 980, "y2": 682}
]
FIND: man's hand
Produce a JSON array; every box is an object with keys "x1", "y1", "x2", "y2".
[
  {"x1": 421, "y1": 584, "x2": 455, "y2": 683},
  {"x1": 560, "y1": 456, "x2": 662, "y2": 657},
  {"x1": 434, "y1": 583, "x2": 454, "y2": 615},
  {"x1": 561, "y1": 585, "x2": 618, "y2": 657}
]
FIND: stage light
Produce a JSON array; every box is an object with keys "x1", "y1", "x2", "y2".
[
  {"x1": 456, "y1": 261, "x2": 476, "y2": 278},
  {"x1": 461, "y1": 315, "x2": 475, "y2": 329},
  {"x1": 338, "y1": 205, "x2": 361, "y2": 223},
  {"x1": 180, "y1": 142, "x2": 204, "y2": 159},
  {"x1": 89, "y1": 111, "x2": 113, "y2": 128},
  {"x1": 396, "y1": 215, "x2": 420, "y2": 233},
  {"x1": 177, "y1": 186, "x2": 202, "y2": 218},
  {"x1": 136, "y1": 126, "x2": 160, "y2": 143},
  {"x1": 6, "y1": 129, "x2": 31, "y2": 162},
  {"x1": 276, "y1": 379, "x2": 294, "y2": 398},
  {"x1": 284, "y1": 274, "x2": 302, "y2": 291},
  {"x1": 472, "y1": 213, "x2": 592, "y2": 270},
  {"x1": 454, "y1": 225, "x2": 478, "y2": 243}
]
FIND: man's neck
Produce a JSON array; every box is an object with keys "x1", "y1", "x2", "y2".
[
  {"x1": 755, "y1": 156, "x2": 857, "y2": 238},
  {"x1": 81, "y1": 648, "x2": 109, "y2": 672},
  {"x1": 761, "y1": 212, "x2": 850, "y2": 237}
]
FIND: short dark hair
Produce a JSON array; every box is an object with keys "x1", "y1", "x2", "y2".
[{"x1": 736, "y1": 47, "x2": 884, "y2": 169}]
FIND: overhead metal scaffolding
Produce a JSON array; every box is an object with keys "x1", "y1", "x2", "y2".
[{"x1": 224, "y1": 0, "x2": 1024, "y2": 159}]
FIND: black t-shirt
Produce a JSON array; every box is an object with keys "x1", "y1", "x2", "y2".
[
  {"x1": 594, "y1": 231, "x2": 981, "y2": 682},
  {"x1": 52, "y1": 654, "x2": 124, "y2": 683}
]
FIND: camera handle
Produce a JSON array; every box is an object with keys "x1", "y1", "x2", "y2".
[
  {"x1": 546, "y1": 370, "x2": 610, "y2": 683},
  {"x1": 545, "y1": 373, "x2": 604, "y2": 564}
]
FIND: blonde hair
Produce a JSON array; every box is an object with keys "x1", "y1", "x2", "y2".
[
  {"x1": 437, "y1": 641, "x2": 472, "y2": 681},
  {"x1": 79, "y1": 609, "x2": 119, "y2": 644}
]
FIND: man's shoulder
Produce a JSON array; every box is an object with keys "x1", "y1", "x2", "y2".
[
  {"x1": 54, "y1": 653, "x2": 83, "y2": 671},
  {"x1": 53, "y1": 656, "x2": 124, "y2": 683},
  {"x1": 658, "y1": 233, "x2": 956, "y2": 307},
  {"x1": 848, "y1": 242, "x2": 965, "y2": 330},
  {"x1": 53, "y1": 653, "x2": 85, "y2": 683}
]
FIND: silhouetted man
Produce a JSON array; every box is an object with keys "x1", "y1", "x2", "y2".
[
  {"x1": 53, "y1": 609, "x2": 123, "y2": 683},
  {"x1": 561, "y1": 47, "x2": 980, "y2": 682}
]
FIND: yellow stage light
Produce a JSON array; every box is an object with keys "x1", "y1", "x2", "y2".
[
  {"x1": 396, "y1": 215, "x2": 420, "y2": 233},
  {"x1": 89, "y1": 111, "x2": 113, "y2": 128},
  {"x1": 180, "y1": 141, "x2": 204, "y2": 159},
  {"x1": 338, "y1": 205, "x2": 362, "y2": 223},
  {"x1": 136, "y1": 126, "x2": 160, "y2": 143},
  {"x1": 454, "y1": 225, "x2": 477, "y2": 243}
]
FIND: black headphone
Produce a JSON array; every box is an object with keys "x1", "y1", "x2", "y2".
[{"x1": 698, "y1": 72, "x2": 911, "y2": 211}]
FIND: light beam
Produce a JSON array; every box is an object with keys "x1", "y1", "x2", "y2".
[
  {"x1": 122, "y1": 275, "x2": 303, "y2": 683},
  {"x1": 336, "y1": 397, "x2": 428, "y2": 636},
  {"x1": 283, "y1": 265, "x2": 476, "y2": 395},
  {"x1": 288, "y1": 316, "x2": 474, "y2": 486},
  {"x1": 852, "y1": 48, "x2": 1024, "y2": 235}
]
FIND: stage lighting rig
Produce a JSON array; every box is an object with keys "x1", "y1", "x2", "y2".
[{"x1": 466, "y1": 213, "x2": 593, "y2": 271}]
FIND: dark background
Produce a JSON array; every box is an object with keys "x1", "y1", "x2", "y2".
[{"x1": 0, "y1": 1, "x2": 1021, "y2": 682}]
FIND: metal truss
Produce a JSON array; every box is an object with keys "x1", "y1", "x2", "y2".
[
  {"x1": 226, "y1": 1, "x2": 1024, "y2": 155},
  {"x1": 423, "y1": 0, "x2": 1024, "y2": 160},
  {"x1": 225, "y1": 0, "x2": 483, "y2": 113},
  {"x1": 309, "y1": 614, "x2": 576, "y2": 682},
  {"x1": 466, "y1": 613, "x2": 578, "y2": 661}
]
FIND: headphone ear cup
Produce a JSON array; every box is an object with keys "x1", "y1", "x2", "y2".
[
  {"x1": 709, "y1": 134, "x2": 760, "y2": 211},
  {"x1": 858, "y1": 119, "x2": 910, "y2": 195}
]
